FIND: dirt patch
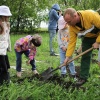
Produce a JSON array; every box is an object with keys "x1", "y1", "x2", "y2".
[
  {"x1": 14, "y1": 72, "x2": 86, "y2": 92},
  {"x1": 12, "y1": 66, "x2": 86, "y2": 94}
]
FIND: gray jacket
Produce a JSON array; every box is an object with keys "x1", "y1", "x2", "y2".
[
  {"x1": 58, "y1": 29, "x2": 69, "y2": 48},
  {"x1": 48, "y1": 4, "x2": 60, "y2": 30}
]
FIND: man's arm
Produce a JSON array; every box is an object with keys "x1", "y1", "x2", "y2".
[
  {"x1": 66, "y1": 26, "x2": 77, "y2": 57},
  {"x1": 64, "y1": 27, "x2": 77, "y2": 64}
]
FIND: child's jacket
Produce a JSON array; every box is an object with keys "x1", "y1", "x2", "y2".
[
  {"x1": 58, "y1": 16, "x2": 69, "y2": 48},
  {"x1": 0, "y1": 22, "x2": 11, "y2": 55},
  {"x1": 14, "y1": 35, "x2": 36, "y2": 61}
]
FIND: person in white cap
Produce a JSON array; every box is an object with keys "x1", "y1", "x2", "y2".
[
  {"x1": 0, "y1": 5, "x2": 12, "y2": 85},
  {"x1": 57, "y1": 15, "x2": 76, "y2": 78}
]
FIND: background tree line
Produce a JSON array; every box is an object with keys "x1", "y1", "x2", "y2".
[{"x1": 0, "y1": 0, "x2": 100, "y2": 33}]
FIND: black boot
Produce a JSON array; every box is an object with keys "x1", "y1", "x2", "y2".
[{"x1": 75, "y1": 78, "x2": 87, "y2": 86}]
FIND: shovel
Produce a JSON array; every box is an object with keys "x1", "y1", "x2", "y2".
[{"x1": 40, "y1": 47, "x2": 93, "y2": 81}]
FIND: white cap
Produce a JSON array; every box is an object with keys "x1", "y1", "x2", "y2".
[
  {"x1": 0, "y1": 5, "x2": 12, "y2": 16},
  {"x1": 58, "y1": 16, "x2": 67, "y2": 30}
]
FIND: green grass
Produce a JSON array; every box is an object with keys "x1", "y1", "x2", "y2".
[{"x1": 0, "y1": 32, "x2": 100, "y2": 100}]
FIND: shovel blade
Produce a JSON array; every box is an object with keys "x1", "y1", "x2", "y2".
[{"x1": 40, "y1": 67, "x2": 53, "y2": 81}]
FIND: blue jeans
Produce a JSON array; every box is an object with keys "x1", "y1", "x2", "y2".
[
  {"x1": 48, "y1": 29, "x2": 56, "y2": 54},
  {"x1": 59, "y1": 47, "x2": 76, "y2": 75},
  {"x1": 15, "y1": 50, "x2": 36, "y2": 72}
]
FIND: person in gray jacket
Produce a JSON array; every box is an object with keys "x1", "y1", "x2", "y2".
[{"x1": 48, "y1": 4, "x2": 61, "y2": 56}]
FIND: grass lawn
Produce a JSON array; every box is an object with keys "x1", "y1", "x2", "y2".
[{"x1": 0, "y1": 32, "x2": 100, "y2": 100}]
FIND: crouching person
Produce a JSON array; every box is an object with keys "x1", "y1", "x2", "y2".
[
  {"x1": 0, "y1": 5, "x2": 12, "y2": 85},
  {"x1": 14, "y1": 34, "x2": 42, "y2": 78}
]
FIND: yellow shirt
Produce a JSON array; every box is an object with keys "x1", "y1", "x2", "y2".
[
  {"x1": 96, "y1": 35, "x2": 100, "y2": 43},
  {"x1": 66, "y1": 10, "x2": 100, "y2": 57}
]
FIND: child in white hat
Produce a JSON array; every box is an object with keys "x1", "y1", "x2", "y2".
[
  {"x1": 57, "y1": 15, "x2": 76, "y2": 78},
  {"x1": 0, "y1": 5, "x2": 12, "y2": 85}
]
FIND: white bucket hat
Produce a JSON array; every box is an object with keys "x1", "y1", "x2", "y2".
[{"x1": 0, "y1": 5, "x2": 12, "y2": 16}]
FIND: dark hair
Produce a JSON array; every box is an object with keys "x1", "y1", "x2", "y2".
[{"x1": 31, "y1": 38, "x2": 41, "y2": 47}]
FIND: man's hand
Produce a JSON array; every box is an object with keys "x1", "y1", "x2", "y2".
[
  {"x1": 64, "y1": 57, "x2": 70, "y2": 65},
  {"x1": 92, "y1": 42, "x2": 99, "y2": 49},
  {"x1": 61, "y1": 47, "x2": 67, "y2": 51}
]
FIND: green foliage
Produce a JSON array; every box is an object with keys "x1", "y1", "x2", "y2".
[
  {"x1": 0, "y1": 0, "x2": 100, "y2": 33},
  {"x1": 0, "y1": 32, "x2": 100, "y2": 100}
]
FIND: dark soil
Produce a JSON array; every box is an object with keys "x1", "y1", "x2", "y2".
[
  {"x1": 15, "y1": 66, "x2": 85, "y2": 100},
  {"x1": 14, "y1": 66, "x2": 85, "y2": 90}
]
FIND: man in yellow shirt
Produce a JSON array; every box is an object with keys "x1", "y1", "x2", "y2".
[{"x1": 63, "y1": 8, "x2": 100, "y2": 86}]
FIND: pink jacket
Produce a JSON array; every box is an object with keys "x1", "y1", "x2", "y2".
[{"x1": 14, "y1": 35, "x2": 37, "y2": 60}]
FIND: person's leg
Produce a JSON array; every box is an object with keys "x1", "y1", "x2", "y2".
[
  {"x1": 24, "y1": 50, "x2": 38, "y2": 74},
  {"x1": 76, "y1": 37, "x2": 96, "y2": 85},
  {"x1": 59, "y1": 47, "x2": 67, "y2": 76},
  {"x1": 0, "y1": 55, "x2": 7, "y2": 72},
  {"x1": 4, "y1": 55, "x2": 10, "y2": 83},
  {"x1": 5, "y1": 55, "x2": 10, "y2": 69},
  {"x1": 68, "y1": 57, "x2": 76, "y2": 75},
  {"x1": 48, "y1": 29, "x2": 56, "y2": 55},
  {"x1": 0, "y1": 56, "x2": 4, "y2": 84},
  {"x1": 30, "y1": 58, "x2": 39, "y2": 74},
  {"x1": 24, "y1": 50, "x2": 36, "y2": 70},
  {"x1": 30, "y1": 59, "x2": 39, "y2": 74},
  {"x1": 0, "y1": 55, "x2": 10, "y2": 84},
  {"x1": 30, "y1": 59, "x2": 36, "y2": 70},
  {"x1": 15, "y1": 50, "x2": 22, "y2": 72},
  {"x1": 80, "y1": 38, "x2": 96, "y2": 79}
]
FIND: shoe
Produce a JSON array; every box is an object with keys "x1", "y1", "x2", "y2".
[
  {"x1": 33, "y1": 70, "x2": 39, "y2": 75},
  {"x1": 61, "y1": 74, "x2": 66, "y2": 78},
  {"x1": 75, "y1": 78, "x2": 87, "y2": 86},
  {"x1": 17, "y1": 72, "x2": 21, "y2": 78},
  {"x1": 50, "y1": 53, "x2": 59, "y2": 56}
]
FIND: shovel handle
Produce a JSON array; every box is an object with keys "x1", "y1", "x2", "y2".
[
  {"x1": 49, "y1": 47, "x2": 93, "y2": 74},
  {"x1": 58, "y1": 47, "x2": 94, "y2": 69}
]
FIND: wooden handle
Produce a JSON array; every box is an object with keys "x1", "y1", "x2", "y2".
[{"x1": 59, "y1": 47, "x2": 94, "y2": 69}]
